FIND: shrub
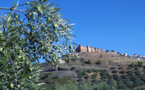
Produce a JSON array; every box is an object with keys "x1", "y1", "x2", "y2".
[
  {"x1": 106, "y1": 50, "x2": 109, "y2": 52},
  {"x1": 76, "y1": 70, "x2": 81, "y2": 74},
  {"x1": 121, "y1": 74, "x2": 128, "y2": 79},
  {"x1": 107, "y1": 74, "x2": 113, "y2": 79},
  {"x1": 82, "y1": 71, "x2": 87, "y2": 76},
  {"x1": 117, "y1": 80, "x2": 127, "y2": 89},
  {"x1": 92, "y1": 79, "x2": 98, "y2": 84},
  {"x1": 79, "y1": 58, "x2": 85, "y2": 61},
  {"x1": 107, "y1": 79, "x2": 117, "y2": 88},
  {"x1": 127, "y1": 70, "x2": 134, "y2": 76},
  {"x1": 78, "y1": 80, "x2": 93, "y2": 90},
  {"x1": 78, "y1": 73, "x2": 83, "y2": 78},
  {"x1": 137, "y1": 61, "x2": 143, "y2": 67},
  {"x1": 110, "y1": 67, "x2": 116, "y2": 69},
  {"x1": 93, "y1": 70, "x2": 98, "y2": 73},
  {"x1": 87, "y1": 70, "x2": 92, "y2": 73},
  {"x1": 131, "y1": 62, "x2": 135, "y2": 67},
  {"x1": 71, "y1": 58, "x2": 77, "y2": 62},
  {"x1": 77, "y1": 78, "x2": 83, "y2": 82},
  {"x1": 87, "y1": 59, "x2": 92, "y2": 64},
  {"x1": 93, "y1": 81, "x2": 115, "y2": 90},
  {"x1": 135, "y1": 69, "x2": 142, "y2": 76},
  {"x1": 97, "y1": 60, "x2": 102, "y2": 65},
  {"x1": 127, "y1": 66, "x2": 132, "y2": 69},
  {"x1": 134, "y1": 67, "x2": 139, "y2": 70},
  {"x1": 71, "y1": 66, "x2": 76, "y2": 71},
  {"x1": 111, "y1": 50, "x2": 115, "y2": 52},
  {"x1": 55, "y1": 82, "x2": 78, "y2": 90},
  {"x1": 119, "y1": 70, "x2": 125, "y2": 74},
  {"x1": 117, "y1": 52, "x2": 120, "y2": 55},
  {"x1": 124, "y1": 79, "x2": 133, "y2": 88},
  {"x1": 130, "y1": 75, "x2": 138, "y2": 82},
  {"x1": 92, "y1": 74, "x2": 97, "y2": 79},
  {"x1": 118, "y1": 66, "x2": 123, "y2": 69},
  {"x1": 112, "y1": 74, "x2": 119, "y2": 80},
  {"x1": 84, "y1": 74, "x2": 89, "y2": 79},
  {"x1": 139, "y1": 75, "x2": 145, "y2": 81},
  {"x1": 112, "y1": 70, "x2": 118, "y2": 74},
  {"x1": 100, "y1": 72, "x2": 108, "y2": 81}
]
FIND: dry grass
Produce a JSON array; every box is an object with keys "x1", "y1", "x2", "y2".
[{"x1": 58, "y1": 52, "x2": 145, "y2": 74}]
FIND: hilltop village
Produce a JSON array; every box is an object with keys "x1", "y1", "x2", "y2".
[{"x1": 74, "y1": 44, "x2": 145, "y2": 60}]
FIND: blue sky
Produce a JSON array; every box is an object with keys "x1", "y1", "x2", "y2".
[
  {"x1": 1, "y1": 0, "x2": 145, "y2": 56},
  {"x1": 49, "y1": 0, "x2": 145, "y2": 56}
]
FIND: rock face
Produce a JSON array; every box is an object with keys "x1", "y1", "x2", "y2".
[{"x1": 52, "y1": 71, "x2": 77, "y2": 79}]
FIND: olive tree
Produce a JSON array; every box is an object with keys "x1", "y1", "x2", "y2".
[{"x1": 0, "y1": 0, "x2": 75, "y2": 89}]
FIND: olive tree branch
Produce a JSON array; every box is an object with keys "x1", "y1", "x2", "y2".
[
  {"x1": 10, "y1": 58, "x2": 18, "y2": 88},
  {"x1": 0, "y1": 7, "x2": 27, "y2": 12}
]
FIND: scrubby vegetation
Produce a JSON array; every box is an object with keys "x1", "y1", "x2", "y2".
[{"x1": 40, "y1": 63, "x2": 145, "y2": 90}]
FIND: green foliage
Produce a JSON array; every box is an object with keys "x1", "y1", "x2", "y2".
[
  {"x1": 119, "y1": 70, "x2": 125, "y2": 74},
  {"x1": 131, "y1": 62, "x2": 135, "y2": 67},
  {"x1": 87, "y1": 69, "x2": 92, "y2": 73},
  {"x1": 112, "y1": 70, "x2": 118, "y2": 73},
  {"x1": 93, "y1": 81, "x2": 116, "y2": 90},
  {"x1": 107, "y1": 79, "x2": 117, "y2": 88},
  {"x1": 135, "y1": 69, "x2": 142, "y2": 76},
  {"x1": 76, "y1": 70, "x2": 81, "y2": 74},
  {"x1": 92, "y1": 74, "x2": 97, "y2": 79},
  {"x1": 82, "y1": 70, "x2": 87, "y2": 76},
  {"x1": 42, "y1": 78, "x2": 76, "y2": 90},
  {"x1": 85, "y1": 59, "x2": 92, "y2": 64},
  {"x1": 79, "y1": 58, "x2": 85, "y2": 61},
  {"x1": 55, "y1": 82, "x2": 78, "y2": 90},
  {"x1": 127, "y1": 70, "x2": 134, "y2": 76},
  {"x1": 0, "y1": 0, "x2": 75, "y2": 89},
  {"x1": 137, "y1": 61, "x2": 143, "y2": 67},
  {"x1": 117, "y1": 52, "x2": 120, "y2": 55},
  {"x1": 88, "y1": 59, "x2": 92, "y2": 64},
  {"x1": 106, "y1": 50, "x2": 109, "y2": 52},
  {"x1": 71, "y1": 66, "x2": 76, "y2": 71},
  {"x1": 77, "y1": 78, "x2": 83, "y2": 82},
  {"x1": 117, "y1": 80, "x2": 127, "y2": 89},
  {"x1": 118, "y1": 66, "x2": 123, "y2": 69},
  {"x1": 111, "y1": 50, "x2": 115, "y2": 52},
  {"x1": 100, "y1": 71, "x2": 108, "y2": 81},
  {"x1": 121, "y1": 74, "x2": 128, "y2": 79},
  {"x1": 97, "y1": 60, "x2": 102, "y2": 65},
  {"x1": 78, "y1": 80, "x2": 93, "y2": 90},
  {"x1": 77, "y1": 71, "x2": 83, "y2": 78},
  {"x1": 84, "y1": 74, "x2": 90, "y2": 79},
  {"x1": 55, "y1": 80, "x2": 118, "y2": 90},
  {"x1": 92, "y1": 79, "x2": 98, "y2": 84},
  {"x1": 124, "y1": 79, "x2": 133, "y2": 89},
  {"x1": 71, "y1": 58, "x2": 77, "y2": 62},
  {"x1": 136, "y1": 87, "x2": 145, "y2": 90},
  {"x1": 110, "y1": 67, "x2": 116, "y2": 69},
  {"x1": 93, "y1": 69, "x2": 98, "y2": 73}
]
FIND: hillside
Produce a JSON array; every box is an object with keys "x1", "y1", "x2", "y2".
[
  {"x1": 40, "y1": 52, "x2": 145, "y2": 90},
  {"x1": 58, "y1": 52, "x2": 140, "y2": 71}
]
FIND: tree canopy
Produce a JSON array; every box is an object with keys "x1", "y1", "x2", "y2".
[{"x1": 0, "y1": 0, "x2": 75, "y2": 89}]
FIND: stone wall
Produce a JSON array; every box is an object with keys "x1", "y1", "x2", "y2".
[
  {"x1": 75, "y1": 44, "x2": 117, "y2": 55},
  {"x1": 75, "y1": 44, "x2": 102, "y2": 53}
]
